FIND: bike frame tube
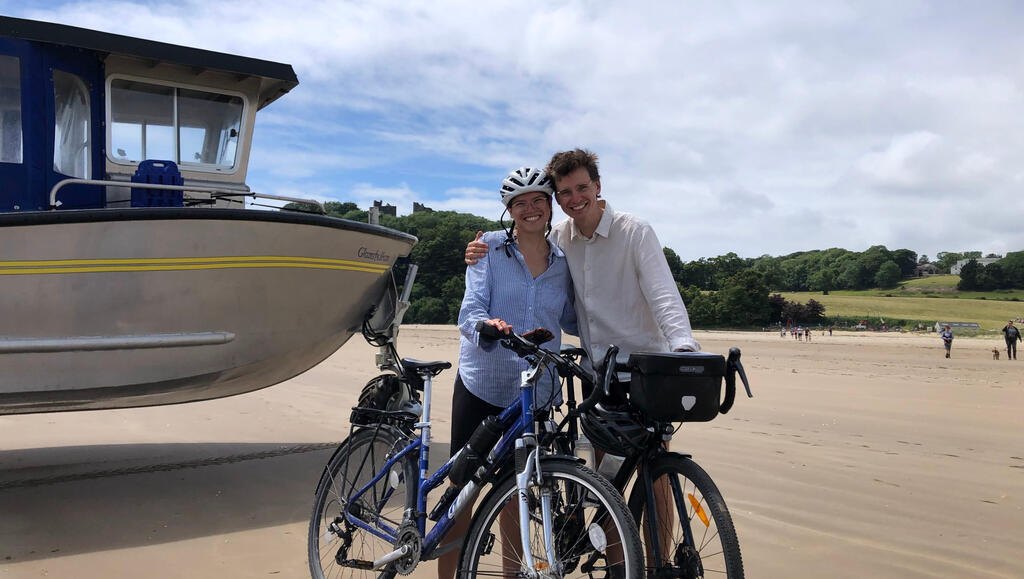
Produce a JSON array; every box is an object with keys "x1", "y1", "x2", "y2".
[{"x1": 420, "y1": 390, "x2": 531, "y2": 559}]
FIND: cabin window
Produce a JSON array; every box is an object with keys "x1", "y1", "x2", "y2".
[
  {"x1": 53, "y1": 71, "x2": 91, "y2": 178},
  {"x1": 178, "y1": 88, "x2": 242, "y2": 167},
  {"x1": 0, "y1": 55, "x2": 22, "y2": 164},
  {"x1": 110, "y1": 80, "x2": 174, "y2": 162},
  {"x1": 109, "y1": 78, "x2": 243, "y2": 172}
]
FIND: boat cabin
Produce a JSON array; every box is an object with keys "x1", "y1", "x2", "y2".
[{"x1": 0, "y1": 16, "x2": 298, "y2": 212}]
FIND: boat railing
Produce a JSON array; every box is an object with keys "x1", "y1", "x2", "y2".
[{"x1": 48, "y1": 179, "x2": 326, "y2": 214}]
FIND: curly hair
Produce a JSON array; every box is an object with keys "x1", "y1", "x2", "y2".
[{"x1": 545, "y1": 148, "x2": 601, "y2": 182}]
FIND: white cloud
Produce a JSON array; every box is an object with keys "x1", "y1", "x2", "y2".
[{"x1": 14, "y1": 0, "x2": 1024, "y2": 260}]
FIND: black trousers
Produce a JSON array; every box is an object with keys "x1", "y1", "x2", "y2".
[
  {"x1": 1007, "y1": 340, "x2": 1018, "y2": 359},
  {"x1": 449, "y1": 373, "x2": 504, "y2": 458}
]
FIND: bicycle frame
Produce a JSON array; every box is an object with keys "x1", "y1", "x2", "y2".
[{"x1": 342, "y1": 364, "x2": 541, "y2": 563}]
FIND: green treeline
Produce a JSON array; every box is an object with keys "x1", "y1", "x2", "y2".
[
  {"x1": 668, "y1": 246, "x2": 922, "y2": 293},
  {"x1": 310, "y1": 202, "x2": 1019, "y2": 327},
  {"x1": 956, "y1": 254, "x2": 1024, "y2": 291}
]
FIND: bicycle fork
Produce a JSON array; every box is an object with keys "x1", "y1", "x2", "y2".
[
  {"x1": 515, "y1": 432, "x2": 561, "y2": 577},
  {"x1": 513, "y1": 360, "x2": 563, "y2": 578}
]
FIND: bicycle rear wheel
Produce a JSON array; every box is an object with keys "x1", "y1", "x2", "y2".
[
  {"x1": 309, "y1": 426, "x2": 417, "y2": 579},
  {"x1": 627, "y1": 453, "x2": 744, "y2": 578},
  {"x1": 459, "y1": 458, "x2": 644, "y2": 578}
]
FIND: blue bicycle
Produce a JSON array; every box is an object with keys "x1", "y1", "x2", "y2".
[{"x1": 308, "y1": 322, "x2": 644, "y2": 578}]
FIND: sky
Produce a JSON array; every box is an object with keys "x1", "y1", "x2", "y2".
[{"x1": 7, "y1": 1, "x2": 1024, "y2": 261}]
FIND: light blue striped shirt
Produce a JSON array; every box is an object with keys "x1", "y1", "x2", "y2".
[{"x1": 457, "y1": 230, "x2": 578, "y2": 408}]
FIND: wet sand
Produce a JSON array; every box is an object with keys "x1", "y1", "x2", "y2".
[{"x1": 2, "y1": 327, "x2": 1022, "y2": 578}]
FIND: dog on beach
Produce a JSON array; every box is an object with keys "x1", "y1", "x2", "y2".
[{"x1": 992, "y1": 347, "x2": 1000, "y2": 360}]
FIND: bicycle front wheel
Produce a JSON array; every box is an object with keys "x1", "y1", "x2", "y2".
[
  {"x1": 309, "y1": 426, "x2": 417, "y2": 579},
  {"x1": 459, "y1": 458, "x2": 644, "y2": 578},
  {"x1": 627, "y1": 453, "x2": 744, "y2": 578}
]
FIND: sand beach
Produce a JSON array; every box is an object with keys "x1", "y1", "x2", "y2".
[{"x1": 2, "y1": 327, "x2": 1022, "y2": 578}]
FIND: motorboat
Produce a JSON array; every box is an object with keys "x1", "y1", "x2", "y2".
[{"x1": 0, "y1": 17, "x2": 417, "y2": 414}]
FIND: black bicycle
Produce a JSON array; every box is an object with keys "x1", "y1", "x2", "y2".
[{"x1": 479, "y1": 326, "x2": 753, "y2": 579}]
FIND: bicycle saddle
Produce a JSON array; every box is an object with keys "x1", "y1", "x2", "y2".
[{"x1": 401, "y1": 358, "x2": 452, "y2": 375}]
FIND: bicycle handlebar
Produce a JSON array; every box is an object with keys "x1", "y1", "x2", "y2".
[
  {"x1": 576, "y1": 346, "x2": 618, "y2": 414},
  {"x1": 475, "y1": 322, "x2": 618, "y2": 414},
  {"x1": 475, "y1": 321, "x2": 753, "y2": 416}
]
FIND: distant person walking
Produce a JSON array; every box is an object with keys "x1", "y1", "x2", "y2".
[
  {"x1": 1002, "y1": 320, "x2": 1021, "y2": 360},
  {"x1": 940, "y1": 325, "x2": 954, "y2": 358}
]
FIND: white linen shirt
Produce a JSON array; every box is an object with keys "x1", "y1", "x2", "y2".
[{"x1": 551, "y1": 202, "x2": 699, "y2": 363}]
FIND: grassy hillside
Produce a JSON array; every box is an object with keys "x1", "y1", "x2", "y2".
[
  {"x1": 779, "y1": 292, "x2": 1023, "y2": 330},
  {"x1": 899, "y1": 275, "x2": 1024, "y2": 299},
  {"x1": 787, "y1": 275, "x2": 1024, "y2": 301},
  {"x1": 901, "y1": 274, "x2": 961, "y2": 288}
]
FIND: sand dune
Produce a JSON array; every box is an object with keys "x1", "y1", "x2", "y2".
[{"x1": 1, "y1": 327, "x2": 1021, "y2": 578}]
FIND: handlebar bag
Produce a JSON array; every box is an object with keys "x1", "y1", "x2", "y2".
[{"x1": 627, "y1": 352, "x2": 726, "y2": 422}]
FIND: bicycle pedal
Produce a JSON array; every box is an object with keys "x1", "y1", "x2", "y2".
[{"x1": 339, "y1": 559, "x2": 375, "y2": 570}]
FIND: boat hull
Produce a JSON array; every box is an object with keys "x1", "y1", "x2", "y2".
[{"x1": 0, "y1": 208, "x2": 416, "y2": 414}]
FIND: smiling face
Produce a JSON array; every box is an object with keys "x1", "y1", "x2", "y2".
[
  {"x1": 507, "y1": 191, "x2": 552, "y2": 235},
  {"x1": 553, "y1": 167, "x2": 603, "y2": 232}
]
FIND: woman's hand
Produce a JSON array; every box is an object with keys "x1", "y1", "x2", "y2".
[{"x1": 484, "y1": 318, "x2": 514, "y2": 335}]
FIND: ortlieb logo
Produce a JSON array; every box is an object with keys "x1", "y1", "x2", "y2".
[{"x1": 677, "y1": 365, "x2": 705, "y2": 374}]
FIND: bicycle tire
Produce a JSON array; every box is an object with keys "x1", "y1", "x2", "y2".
[
  {"x1": 309, "y1": 426, "x2": 417, "y2": 579},
  {"x1": 459, "y1": 458, "x2": 645, "y2": 578},
  {"x1": 627, "y1": 453, "x2": 744, "y2": 578}
]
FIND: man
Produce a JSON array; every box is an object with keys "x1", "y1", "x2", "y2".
[
  {"x1": 1002, "y1": 320, "x2": 1021, "y2": 360},
  {"x1": 466, "y1": 148, "x2": 699, "y2": 362}
]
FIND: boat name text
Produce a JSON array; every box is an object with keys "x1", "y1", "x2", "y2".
[{"x1": 358, "y1": 247, "x2": 392, "y2": 263}]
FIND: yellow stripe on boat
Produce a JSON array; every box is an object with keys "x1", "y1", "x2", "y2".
[{"x1": 0, "y1": 256, "x2": 391, "y2": 275}]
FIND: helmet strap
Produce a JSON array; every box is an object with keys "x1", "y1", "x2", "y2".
[{"x1": 499, "y1": 208, "x2": 514, "y2": 258}]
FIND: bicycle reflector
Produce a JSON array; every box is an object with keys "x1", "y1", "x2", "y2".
[
  {"x1": 588, "y1": 523, "x2": 608, "y2": 551},
  {"x1": 688, "y1": 494, "x2": 710, "y2": 527}
]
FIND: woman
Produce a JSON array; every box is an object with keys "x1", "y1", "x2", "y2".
[{"x1": 438, "y1": 167, "x2": 577, "y2": 579}]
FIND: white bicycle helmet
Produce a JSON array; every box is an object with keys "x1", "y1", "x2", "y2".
[{"x1": 500, "y1": 167, "x2": 553, "y2": 206}]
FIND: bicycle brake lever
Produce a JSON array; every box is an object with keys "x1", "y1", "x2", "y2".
[{"x1": 727, "y1": 347, "x2": 753, "y2": 398}]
